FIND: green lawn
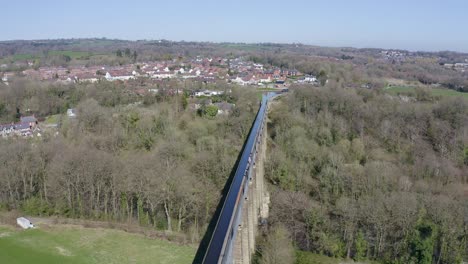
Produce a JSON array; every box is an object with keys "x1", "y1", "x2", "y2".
[
  {"x1": 0, "y1": 225, "x2": 195, "y2": 264},
  {"x1": 385, "y1": 86, "x2": 468, "y2": 98},
  {"x1": 44, "y1": 114, "x2": 61, "y2": 124}
]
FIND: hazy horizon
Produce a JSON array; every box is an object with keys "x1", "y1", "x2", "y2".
[{"x1": 3, "y1": 0, "x2": 468, "y2": 53}]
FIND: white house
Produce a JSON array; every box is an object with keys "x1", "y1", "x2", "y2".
[
  {"x1": 151, "y1": 72, "x2": 175, "y2": 79},
  {"x1": 253, "y1": 63, "x2": 264, "y2": 70},
  {"x1": 17, "y1": 217, "x2": 35, "y2": 229},
  {"x1": 304, "y1": 75, "x2": 317, "y2": 83},
  {"x1": 67, "y1": 108, "x2": 77, "y2": 118},
  {"x1": 259, "y1": 76, "x2": 272, "y2": 83},
  {"x1": 75, "y1": 75, "x2": 99, "y2": 83},
  {"x1": 105, "y1": 72, "x2": 134, "y2": 81},
  {"x1": 232, "y1": 76, "x2": 248, "y2": 86},
  {"x1": 194, "y1": 90, "x2": 225, "y2": 97}
]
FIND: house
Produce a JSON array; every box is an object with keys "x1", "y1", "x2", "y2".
[
  {"x1": 14, "y1": 123, "x2": 34, "y2": 137},
  {"x1": 275, "y1": 78, "x2": 286, "y2": 84},
  {"x1": 17, "y1": 217, "x2": 35, "y2": 229},
  {"x1": 20, "y1": 115, "x2": 38, "y2": 127},
  {"x1": 214, "y1": 102, "x2": 235, "y2": 115},
  {"x1": 175, "y1": 68, "x2": 185, "y2": 74},
  {"x1": 2, "y1": 72, "x2": 14, "y2": 83},
  {"x1": 258, "y1": 74, "x2": 272, "y2": 83},
  {"x1": 56, "y1": 76, "x2": 74, "y2": 84},
  {"x1": 151, "y1": 71, "x2": 175, "y2": 79},
  {"x1": 272, "y1": 69, "x2": 281, "y2": 79},
  {"x1": 189, "y1": 98, "x2": 213, "y2": 111},
  {"x1": 288, "y1": 69, "x2": 301, "y2": 76},
  {"x1": 0, "y1": 115, "x2": 40, "y2": 138},
  {"x1": 105, "y1": 71, "x2": 134, "y2": 81},
  {"x1": 67, "y1": 108, "x2": 77, "y2": 118},
  {"x1": 75, "y1": 73, "x2": 99, "y2": 83},
  {"x1": 304, "y1": 75, "x2": 317, "y2": 83},
  {"x1": 253, "y1": 63, "x2": 264, "y2": 70},
  {"x1": 194, "y1": 90, "x2": 207, "y2": 97},
  {"x1": 232, "y1": 75, "x2": 256, "y2": 86},
  {"x1": 193, "y1": 90, "x2": 224, "y2": 97}
]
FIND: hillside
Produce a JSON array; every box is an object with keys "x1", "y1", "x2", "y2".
[{"x1": 262, "y1": 86, "x2": 468, "y2": 263}]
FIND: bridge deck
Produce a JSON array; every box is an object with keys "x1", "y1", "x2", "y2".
[{"x1": 198, "y1": 93, "x2": 277, "y2": 264}]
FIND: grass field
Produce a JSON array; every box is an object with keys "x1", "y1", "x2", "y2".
[
  {"x1": 48, "y1": 50, "x2": 92, "y2": 59},
  {"x1": 0, "y1": 225, "x2": 195, "y2": 264},
  {"x1": 220, "y1": 43, "x2": 267, "y2": 52},
  {"x1": 44, "y1": 114, "x2": 61, "y2": 124},
  {"x1": 385, "y1": 86, "x2": 468, "y2": 99},
  {"x1": 11, "y1": 54, "x2": 37, "y2": 61}
]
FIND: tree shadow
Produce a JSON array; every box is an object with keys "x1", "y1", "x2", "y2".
[{"x1": 193, "y1": 113, "x2": 260, "y2": 263}]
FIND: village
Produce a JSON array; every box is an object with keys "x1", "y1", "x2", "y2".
[
  {"x1": 0, "y1": 56, "x2": 319, "y2": 139},
  {"x1": 0, "y1": 56, "x2": 317, "y2": 86}
]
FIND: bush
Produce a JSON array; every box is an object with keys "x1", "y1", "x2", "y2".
[{"x1": 21, "y1": 197, "x2": 50, "y2": 216}]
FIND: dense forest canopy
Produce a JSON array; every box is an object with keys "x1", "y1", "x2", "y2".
[{"x1": 262, "y1": 86, "x2": 468, "y2": 264}]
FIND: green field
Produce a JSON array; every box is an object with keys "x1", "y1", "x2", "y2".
[
  {"x1": 385, "y1": 86, "x2": 468, "y2": 98},
  {"x1": 44, "y1": 114, "x2": 61, "y2": 124},
  {"x1": 220, "y1": 43, "x2": 267, "y2": 52},
  {"x1": 0, "y1": 225, "x2": 195, "y2": 264},
  {"x1": 48, "y1": 50, "x2": 93, "y2": 59},
  {"x1": 11, "y1": 54, "x2": 37, "y2": 61}
]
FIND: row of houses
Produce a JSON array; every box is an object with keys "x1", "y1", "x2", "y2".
[
  {"x1": 228, "y1": 58, "x2": 302, "y2": 86},
  {"x1": 0, "y1": 115, "x2": 39, "y2": 138},
  {"x1": 7, "y1": 61, "x2": 223, "y2": 84},
  {"x1": 2, "y1": 56, "x2": 304, "y2": 87},
  {"x1": 444, "y1": 62, "x2": 468, "y2": 72},
  {"x1": 192, "y1": 89, "x2": 226, "y2": 97}
]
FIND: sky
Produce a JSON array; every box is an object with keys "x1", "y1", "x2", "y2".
[{"x1": 2, "y1": 0, "x2": 468, "y2": 52}]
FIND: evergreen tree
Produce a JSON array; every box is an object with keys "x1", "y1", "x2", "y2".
[{"x1": 354, "y1": 230, "x2": 367, "y2": 261}]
